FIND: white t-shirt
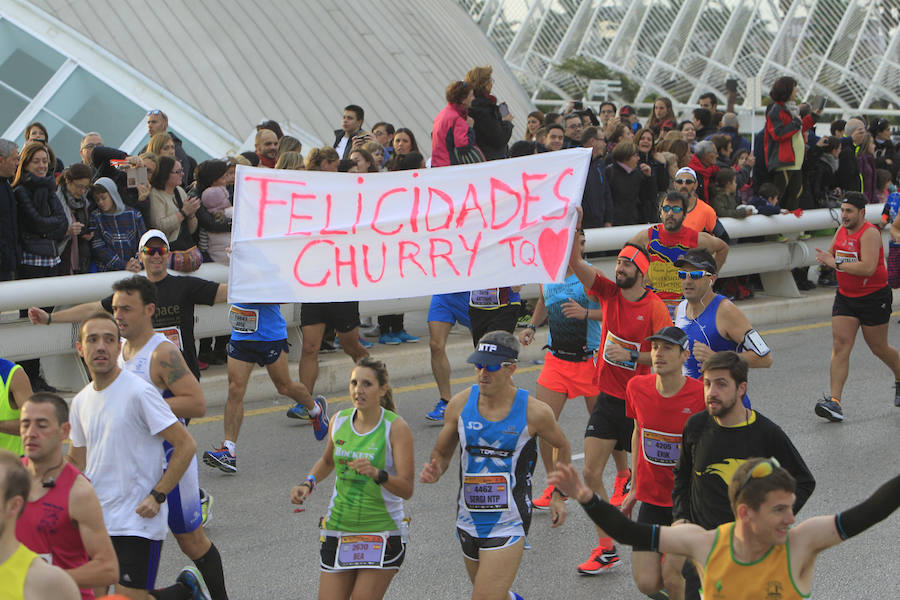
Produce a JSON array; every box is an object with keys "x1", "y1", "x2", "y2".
[{"x1": 69, "y1": 369, "x2": 178, "y2": 540}]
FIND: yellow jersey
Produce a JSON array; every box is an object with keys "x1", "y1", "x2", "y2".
[
  {"x1": 0, "y1": 543, "x2": 38, "y2": 600},
  {"x1": 703, "y1": 522, "x2": 808, "y2": 600}
]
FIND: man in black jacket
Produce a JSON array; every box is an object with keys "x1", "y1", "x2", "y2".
[
  {"x1": 835, "y1": 117, "x2": 867, "y2": 194},
  {"x1": 0, "y1": 139, "x2": 19, "y2": 281},
  {"x1": 580, "y1": 127, "x2": 612, "y2": 229},
  {"x1": 333, "y1": 104, "x2": 365, "y2": 159}
]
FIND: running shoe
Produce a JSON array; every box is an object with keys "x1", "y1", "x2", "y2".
[
  {"x1": 379, "y1": 333, "x2": 402, "y2": 345},
  {"x1": 814, "y1": 397, "x2": 844, "y2": 422},
  {"x1": 199, "y1": 488, "x2": 213, "y2": 526},
  {"x1": 394, "y1": 330, "x2": 420, "y2": 343},
  {"x1": 202, "y1": 447, "x2": 236, "y2": 474},
  {"x1": 176, "y1": 565, "x2": 210, "y2": 600},
  {"x1": 532, "y1": 484, "x2": 567, "y2": 510},
  {"x1": 319, "y1": 340, "x2": 337, "y2": 354},
  {"x1": 512, "y1": 593, "x2": 524, "y2": 600},
  {"x1": 425, "y1": 399, "x2": 447, "y2": 424},
  {"x1": 311, "y1": 395, "x2": 329, "y2": 441},
  {"x1": 577, "y1": 545, "x2": 620, "y2": 574},
  {"x1": 286, "y1": 402, "x2": 311, "y2": 420},
  {"x1": 609, "y1": 469, "x2": 631, "y2": 507},
  {"x1": 358, "y1": 337, "x2": 374, "y2": 349}
]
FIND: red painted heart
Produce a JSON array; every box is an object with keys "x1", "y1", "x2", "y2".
[{"x1": 538, "y1": 228, "x2": 569, "y2": 280}]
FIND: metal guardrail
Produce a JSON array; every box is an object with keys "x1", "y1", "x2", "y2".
[{"x1": 0, "y1": 205, "x2": 888, "y2": 380}]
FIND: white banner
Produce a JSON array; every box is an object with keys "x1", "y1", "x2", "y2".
[{"x1": 227, "y1": 149, "x2": 590, "y2": 302}]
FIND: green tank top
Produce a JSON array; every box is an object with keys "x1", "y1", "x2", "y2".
[
  {"x1": 0, "y1": 360, "x2": 23, "y2": 455},
  {"x1": 324, "y1": 407, "x2": 405, "y2": 532}
]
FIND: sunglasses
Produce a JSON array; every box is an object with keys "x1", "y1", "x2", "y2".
[
  {"x1": 474, "y1": 361, "x2": 515, "y2": 372},
  {"x1": 678, "y1": 270, "x2": 713, "y2": 279},
  {"x1": 736, "y1": 457, "x2": 781, "y2": 495},
  {"x1": 147, "y1": 109, "x2": 163, "y2": 115},
  {"x1": 674, "y1": 179, "x2": 695, "y2": 185},
  {"x1": 660, "y1": 205, "x2": 684, "y2": 214},
  {"x1": 141, "y1": 246, "x2": 169, "y2": 256}
]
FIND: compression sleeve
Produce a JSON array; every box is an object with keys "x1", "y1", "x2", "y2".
[
  {"x1": 581, "y1": 495, "x2": 660, "y2": 552},
  {"x1": 834, "y1": 473, "x2": 900, "y2": 540}
]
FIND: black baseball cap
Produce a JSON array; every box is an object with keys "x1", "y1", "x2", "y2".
[
  {"x1": 675, "y1": 248, "x2": 718, "y2": 274},
  {"x1": 842, "y1": 192, "x2": 866, "y2": 210},
  {"x1": 467, "y1": 340, "x2": 519, "y2": 367},
  {"x1": 645, "y1": 326, "x2": 690, "y2": 350}
]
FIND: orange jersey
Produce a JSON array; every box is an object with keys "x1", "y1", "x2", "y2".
[
  {"x1": 589, "y1": 273, "x2": 673, "y2": 399},
  {"x1": 683, "y1": 199, "x2": 717, "y2": 234}
]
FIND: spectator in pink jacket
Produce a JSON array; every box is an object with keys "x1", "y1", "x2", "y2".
[{"x1": 431, "y1": 81, "x2": 483, "y2": 167}]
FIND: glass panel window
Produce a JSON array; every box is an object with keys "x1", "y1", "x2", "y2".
[
  {"x1": 0, "y1": 20, "x2": 65, "y2": 98},
  {"x1": 0, "y1": 85, "x2": 28, "y2": 133},
  {"x1": 44, "y1": 67, "x2": 143, "y2": 150}
]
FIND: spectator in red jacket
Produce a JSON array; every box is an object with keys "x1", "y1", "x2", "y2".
[{"x1": 764, "y1": 76, "x2": 817, "y2": 211}]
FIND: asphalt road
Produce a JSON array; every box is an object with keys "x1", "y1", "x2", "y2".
[{"x1": 155, "y1": 314, "x2": 900, "y2": 600}]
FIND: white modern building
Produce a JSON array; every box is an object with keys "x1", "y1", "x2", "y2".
[{"x1": 1, "y1": 0, "x2": 535, "y2": 166}]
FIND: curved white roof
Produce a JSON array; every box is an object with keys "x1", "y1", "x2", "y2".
[{"x1": 2, "y1": 0, "x2": 535, "y2": 160}]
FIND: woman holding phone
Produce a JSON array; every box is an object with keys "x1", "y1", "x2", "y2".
[{"x1": 465, "y1": 65, "x2": 514, "y2": 161}]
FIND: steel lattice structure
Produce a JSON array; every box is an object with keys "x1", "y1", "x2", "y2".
[{"x1": 460, "y1": 0, "x2": 900, "y2": 111}]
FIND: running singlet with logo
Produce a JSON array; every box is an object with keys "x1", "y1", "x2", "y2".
[
  {"x1": 543, "y1": 271, "x2": 602, "y2": 356},
  {"x1": 833, "y1": 222, "x2": 888, "y2": 297},
  {"x1": 589, "y1": 272, "x2": 673, "y2": 399},
  {"x1": 324, "y1": 407, "x2": 405, "y2": 533},
  {"x1": 703, "y1": 522, "x2": 805, "y2": 600},
  {"x1": 16, "y1": 461, "x2": 94, "y2": 600},
  {"x1": 674, "y1": 295, "x2": 736, "y2": 378},
  {"x1": 229, "y1": 303, "x2": 286, "y2": 342},
  {"x1": 647, "y1": 224, "x2": 699, "y2": 314},
  {"x1": 456, "y1": 386, "x2": 537, "y2": 539},
  {"x1": 0, "y1": 358, "x2": 23, "y2": 454},
  {"x1": 625, "y1": 374, "x2": 704, "y2": 507}
]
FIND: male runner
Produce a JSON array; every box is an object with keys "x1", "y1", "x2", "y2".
[
  {"x1": 424, "y1": 292, "x2": 472, "y2": 424},
  {"x1": 110, "y1": 276, "x2": 229, "y2": 599},
  {"x1": 672, "y1": 351, "x2": 815, "y2": 600},
  {"x1": 17, "y1": 393, "x2": 118, "y2": 598},
  {"x1": 204, "y1": 302, "x2": 328, "y2": 474},
  {"x1": 0, "y1": 449, "x2": 80, "y2": 599},
  {"x1": 568, "y1": 240, "x2": 672, "y2": 574},
  {"x1": 519, "y1": 230, "x2": 602, "y2": 509},
  {"x1": 420, "y1": 331, "x2": 571, "y2": 600},
  {"x1": 67, "y1": 312, "x2": 205, "y2": 600},
  {"x1": 674, "y1": 248, "x2": 772, "y2": 380},
  {"x1": 814, "y1": 192, "x2": 900, "y2": 421},
  {"x1": 629, "y1": 191, "x2": 728, "y2": 317},
  {"x1": 0, "y1": 357, "x2": 32, "y2": 454},
  {"x1": 621, "y1": 327, "x2": 704, "y2": 600},
  {"x1": 28, "y1": 230, "x2": 226, "y2": 522},
  {"x1": 552, "y1": 458, "x2": 900, "y2": 599}
]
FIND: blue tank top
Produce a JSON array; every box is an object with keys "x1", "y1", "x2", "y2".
[
  {"x1": 229, "y1": 303, "x2": 286, "y2": 342},
  {"x1": 456, "y1": 386, "x2": 537, "y2": 539},
  {"x1": 542, "y1": 271, "x2": 601, "y2": 354},
  {"x1": 674, "y1": 295, "x2": 737, "y2": 378}
]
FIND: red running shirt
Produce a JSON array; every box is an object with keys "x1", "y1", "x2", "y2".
[
  {"x1": 16, "y1": 461, "x2": 94, "y2": 600},
  {"x1": 589, "y1": 273, "x2": 673, "y2": 399},
  {"x1": 833, "y1": 222, "x2": 888, "y2": 297},
  {"x1": 625, "y1": 374, "x2": 705, "y2": 507}
]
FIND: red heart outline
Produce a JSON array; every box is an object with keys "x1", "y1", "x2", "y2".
[{"x1": 538, "y1": 228, "x2": 569, "y2": 280}]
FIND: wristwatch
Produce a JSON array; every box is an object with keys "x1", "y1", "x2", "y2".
[
  {"x1": 374, "y1": 470, "x2": 389, "y2": 485},
  {"x1": 150, "y1": 489, "x2": 166, "y2": 504},
  {"x1": 629, "y1": 349, "x2": 640, "y2": 363}
]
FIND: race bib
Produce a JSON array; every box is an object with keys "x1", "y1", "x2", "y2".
[
  {"x1": 463, "y1": 473, "x2": 510, "y2": 511},
  {"x1": 603, "y1": 332, "x2": 640, "y2": 371},
  {"x1": 835, "y1": 249, "x2": 858, "y2": 264},
  {"x1": 229, "y1": 306, "x2": 259, "y2": 333},
  {"x1": 38, "y1": 553, "x2": 52, "y2": 564},
  {"x1": 470, "y1": 288, "x2": 501, "y2": 308},
  {"x1": 154, "y1": 326, "x2": 183, "y2": 350},
  {"x1": 336, "y1": 533, "x2": 386, "y2": 568},
  {"x1": 641, "y1": 428, "x2": 682, "y2": 467}
]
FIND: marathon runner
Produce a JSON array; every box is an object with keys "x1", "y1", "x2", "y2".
[
  {"x1": 17, "y1": 393, "x2": 118, "y2": 598},
  {"x1": 290, "y1": 358, "x2": 413, "y2": 600},
  {"x1": 551, "y1": 458, "x2": 900, "y2": 600},
  {"x1": 628, "y1": 191, "x2": 728, "y2": 317},
  {"x1": 519, "y1": 230, "x2": 601, "y2": 511},
  {"x1": 0, "y1": 450, "x2": 80, "y2": 599},
  {"x1": 568, "y1": 240, "x2": 672, "y2": 574},
  {"x1": 621, "y1": 326, "x2": 704, "y2": 600},
  {"x1": 814, "y1": 192, "x2": 900, "y2": 421},
  {"x1": 204, "y1": 302, "x2": 328, "y2": 474},
  {"x1": 420, "y1": 331, "x2": 571, "y2": 600},
  {"x1": 110, "y1": 277, "x2": 229, "y2": 600},
  {"x1": 67, "y1": 312, "x2": 207, "y2": 600}
]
